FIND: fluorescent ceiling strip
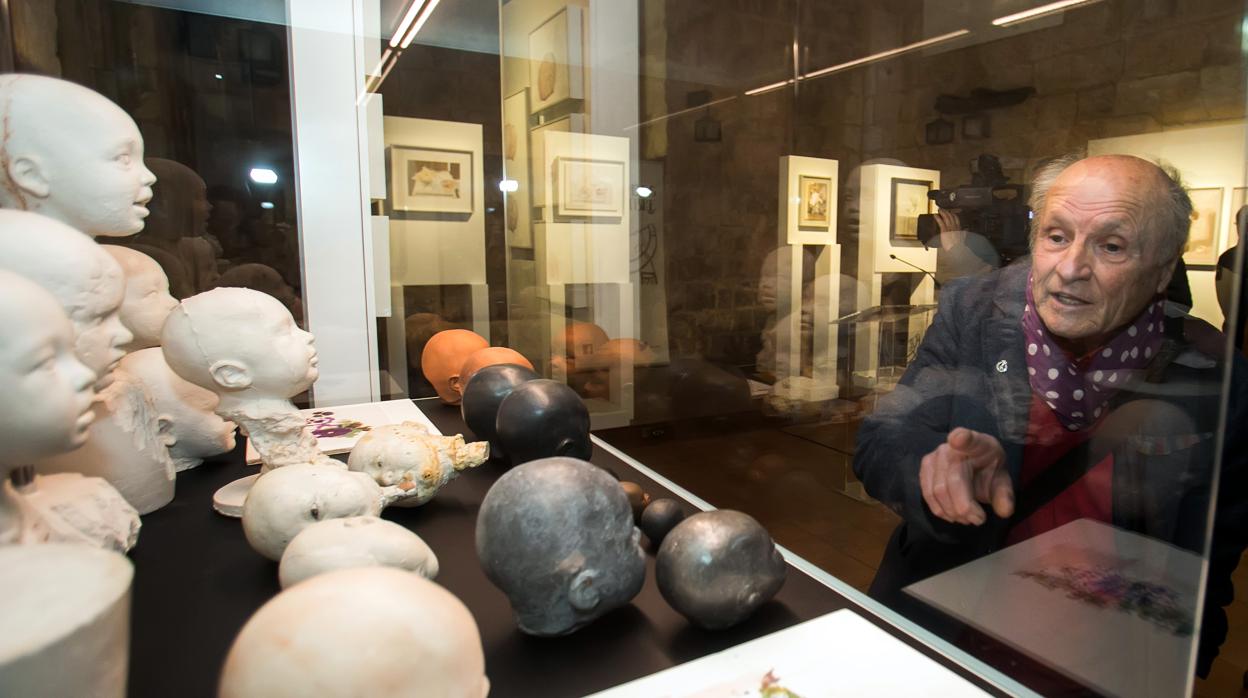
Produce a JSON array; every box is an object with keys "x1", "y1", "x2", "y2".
[
  {"x1": 744, "y1": 79, "x2": 794, "y2": 97},
  {"x1": 801, "y1": 29, "x2": 969, "y2": 80},
  {"x1": 388, "y1": 0, "x2": 427, "y2": 48},
  {"x1": 623, "y1": 94, "x2": 739, "y2": 130},
  {"x1": 992, "y1": 0, "x2": 1102, "y2": 27},
  {"x1": 399, "y1": 0, "x2": 443, "y2": 48}
]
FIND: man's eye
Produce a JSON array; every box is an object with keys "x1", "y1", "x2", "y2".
[{"x1": 1104, "y1": 243, "x2": 1123, "y2": 253}]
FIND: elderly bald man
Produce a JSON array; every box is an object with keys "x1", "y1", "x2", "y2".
[{"x1": 854, "y1": 154, "x2": 1248, "y2": 678}]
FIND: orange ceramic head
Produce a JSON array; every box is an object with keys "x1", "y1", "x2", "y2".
[
  {"x1": 421, "y1": 329, "x2": 488, "y2": 404},
  {"x1": 457, "y1": 347, "x2": 534, "y2": 399}
]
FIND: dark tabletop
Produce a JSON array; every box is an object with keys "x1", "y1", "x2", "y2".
[{"x1": 126, "y1": 399, "x2": 1006, "y2": 698}]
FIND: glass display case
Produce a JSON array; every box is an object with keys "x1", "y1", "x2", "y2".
[{"x1": 3, "y1": 0, "x2": 1248, "y2": 695}]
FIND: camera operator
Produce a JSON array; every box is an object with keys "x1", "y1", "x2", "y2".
[{"x1": 930, "y1": 208, "x2": 1001, "y2": 287}]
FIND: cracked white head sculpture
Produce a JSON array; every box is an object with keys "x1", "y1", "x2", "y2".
[
  {"x1": 0, "y1": 74, "x2": 157, "y2": 238},
  {"x1": 0, "y1": 210, "x2": 132, "y2": 387},
  {"x1": 101, "y1": 246, "x2": 178, "y2": 352},
  {"x1": 220, "y1": 566, "x2": 489, "y2": 698},
  {"x1": 0, "y1": 271, "x2": 96, "y2": 466},
  {"x1": 117, "y1": 348, "x2": 236, "y2": 472},
  {"x1": 160, "y1": 287, "x2": 318, "y2": 409},
  {"x1": 346, "y1": 422, "x2": 488, "y2": 507},
  {"x1": 241, "y1": 464, "x2": 383, "y2": 561}
]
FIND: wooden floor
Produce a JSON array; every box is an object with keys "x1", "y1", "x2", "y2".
[{"x1": 600, "y1": 413, "x2": 1248, "y2": 697}]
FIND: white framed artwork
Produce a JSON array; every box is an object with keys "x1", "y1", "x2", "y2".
[
  {"x1": 502, "y1": 88, "x2": 533, "y2": 248},
  {"x1": 554, "y1": 157, "x2": 626, "y2": 219},
  {"x1": 389, "y1": 145, "x2": 473, "y2": 214},
  {"x1": 778, "y1": 155, "x2": 838, "y2": 245},
  {"x1": 530, "y1": 113, "x2": 585, "y2": 214},
  {"x1": 528, "y1": 6, "x2": 584, "y2": 114}
]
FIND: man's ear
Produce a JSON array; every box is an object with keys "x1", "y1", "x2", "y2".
[
  {"x1": 568, "y1": 569, "x2": 601, "y2": 612},
  {"x1": 156, "y1": 415, "x2": 177, "y2": 448},
  {"x1": 1156, "y1": 256, "x2": 1179, "y2": 295},
  {"x1": 10, "y1": 155, "x2": 50, "y2": 200},
  {"x1": 208, "y1": 360, "x2": 252, "y2": 390}
]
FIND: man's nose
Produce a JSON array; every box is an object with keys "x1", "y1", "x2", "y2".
[{"x1": 1055, "y1": 239, "x2": 1093, "y2": 280}]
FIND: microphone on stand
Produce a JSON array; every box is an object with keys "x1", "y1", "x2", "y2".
[{"x1": 889, "y1": 253, "x2": 938, "y2": 286}]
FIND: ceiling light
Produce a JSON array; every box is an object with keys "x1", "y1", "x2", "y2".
[
  {"x1": 249, "y1": 168, "x2": 278, "y2": 184},
  {"x1": 499, "y1": 179, "x2": 519, "y2": 193},
  {"x1": 802, "y1": 30, "x2": 970, "y2": 81},
  {"x1": 260, "y1": 201, "x2": 275, "y2": 210},
  {"x1": 992, "y1": 0, "x2": 1103, "y2": 27},
  {"x1": 635, "y1": 186, "x2": 653, "y2": 198},
  {"x1": 213, "y1": 73, "x2": 223, "y2": 80},
  {"x1": 389, "y1": 0, "x2": 427, "y2": 48},
  {"x1": 400, "y1": 0, "x2": 443, "y2": 49}
]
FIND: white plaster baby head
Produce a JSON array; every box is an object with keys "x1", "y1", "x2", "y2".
[
  {"x1": 102, "y1": 246, "x2": 178, "y2": 352},
  {"x1": 0, "y1": 271, "x2": 97, "y2": 464},
  {"x1": 161, "y1": 288, "x2": 318, "y2": 408},
  {"x1": 277, "y1": 516, "x2": 438, "y2": 589},
  {"x1": 0, "y1": 74, "x2": 157, "y2": 237},
  {"x1": 0, "y1": 210, "x2": 132, "y2": 385},
  {"x1": 241, "y1": 464, "x2": 383, "y2": 561},
  {"x1": 117, "y1": 348, "x2": 236, "y2": 471},
  {"x1": 219, "y1": 566, "x2": 489, "y2": 698}
]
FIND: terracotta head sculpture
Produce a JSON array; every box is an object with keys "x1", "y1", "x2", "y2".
[
  {"x1": 420, "y1": 329, "x2": 488, "y2": 404},
  {"x1": 456, "y1": 346, "x2": 534, "y2": 401}
]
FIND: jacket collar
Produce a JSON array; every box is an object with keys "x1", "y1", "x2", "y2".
[{"x1": 983, "y1": 261, "x2": 1033, "y2": 473}]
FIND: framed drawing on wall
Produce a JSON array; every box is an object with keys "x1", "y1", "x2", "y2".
[
  {"x1": 530, "y1": 113, "x2": 585, "y2": 215},
  {"x1": 1184, "y1": 187, "x2": 1222, "y2": 268},
  {"x1": 554, "y1": 157, "x2": 626, "y2": 219},
  {"x1": 502, "y1": 89, "x2": 533, "y2": 247},
  {"x1": 798, "y1": 175, "x2": 832, "y2": 229},
  {"x1": 1229, "y1": 187, "x2": 1247, "y2": 248},
  {"x1": 890, "y1": 177, "x2": 934, "y2": 244},
  {"x1": 390, "y1": 146, "x2": 473, "y2": 214},
  {"x1": 528, "y1": 6, "x2": 584, "y2": 114}
]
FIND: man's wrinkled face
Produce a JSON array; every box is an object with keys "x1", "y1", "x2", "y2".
[{"x1": 1030, "y1": 157, "x2": 1176, "y2": 355}]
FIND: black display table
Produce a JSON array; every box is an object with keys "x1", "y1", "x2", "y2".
[{"x1": 127, "y1": 399, "x2": 1006, "y2": 697}]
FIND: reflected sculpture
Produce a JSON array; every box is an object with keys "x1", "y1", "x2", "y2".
[{"x1": 477, "y1": 457, "x2": 645, "y2": 636}]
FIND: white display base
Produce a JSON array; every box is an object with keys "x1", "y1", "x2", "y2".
[
  {"x1": 244, "y1": 399, "x2": 440, "y2": 465},
  {"x1": 213, "y1": 474, "x2": 261, "y2": 518},
  {"x1": 588, "y1": 608, "x2": 987, "y2": 697},
  {"x1": 0, "y1": 544, "x2": 133, "y2": 698}
]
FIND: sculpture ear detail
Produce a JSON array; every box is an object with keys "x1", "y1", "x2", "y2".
[
  {"x1": 9, "y1": 155, "x2": 50, "y2": 201},
  {"x1": 156, "y1": 415, "x2": 177, "y2": 448},
  {"x1": 553, "y1": 437, "x2": 576, "y2": 457},
  {"x1": 448, "y1": 374, "x2": 462, "y2": 394},
  {"x1": 208, "y1": 360, "x2": 252, "y2": 390},
  {"x1": 568, "y1": 569, "x2": 601, "y2": 612}
]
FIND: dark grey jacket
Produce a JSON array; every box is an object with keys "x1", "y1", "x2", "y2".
[{"x1": 853, "y1": 260, "x2": 1248, "y2": 677}]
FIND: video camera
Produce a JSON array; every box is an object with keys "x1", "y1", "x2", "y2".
[{"x1": 916, "y1": 154, "x2": 1031, "y2": 264}]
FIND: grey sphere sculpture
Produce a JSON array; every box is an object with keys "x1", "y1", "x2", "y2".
[
  {"x1": 494, "y1": 379, "x2": 591, "y2": 466},
  {"x1": 639, "y1": 498, "x2": 686, "y2": 545},
  {"x1": 476, "y1": 457, "x2": 645, "y2": 636},
  {"x1": 656, "y1": 510, "x2": 786, "y2": 629},
  {"x1": 460, "y1": 363, "x2": 539, "y2": 463}
]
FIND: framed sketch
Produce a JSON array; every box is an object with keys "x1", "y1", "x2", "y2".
[
  {"x1": 502, "y1": 89, "x2": 533, "y2": 247},
  {"x1": 530, "y1": 113, "x2": 584, "y2": 215},
  {"x1": 554, "y1": 157, "x2": 625, "y2": 218},
  {"x1": 1229, "y1": 187, "x2": 1247, "y2": 248},
  {"x1": 798, "y1": 175, "x2": 832, "y2": 229},
  {"x1": 390, "y1": 146, "x2": 473, "y2": 214},
  {"x1": 528, "y1": 6, "x2": 584, "y2": 114},
  {"x1": 890, "y1": 177, "x2": 934, "y2": 244},
  {"x1": 1184, "y1": 187, "x2": 1222, "y2": 267}
]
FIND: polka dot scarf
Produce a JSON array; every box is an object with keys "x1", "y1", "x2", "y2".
[{"x1": 1022, "y1": 275, "x2": 1165, "y2": 431}]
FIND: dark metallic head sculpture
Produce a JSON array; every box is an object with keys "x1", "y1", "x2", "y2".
[
  {"x1": 494, "y1": 379, "x2": 591, "y2": 466},
  {"x1": 476, "y1": 457, "x2": 645, "y2": 636},
  {"x1": 460, "y1": 363, "x2": 539, "y2": 463},
  {"x1": 656, "y1": 510, "x2": 786, "y2": 629}
]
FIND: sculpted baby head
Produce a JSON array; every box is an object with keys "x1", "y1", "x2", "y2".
[
  {"x1": 102, "y1": 245, "x2": 178, "y2": 351},
  {"x1": 0, "y1": 210, "x2": 132, "y2": 384},
  {"x1": 161, "y1": 287, "x2": 318, "y2": 405},
  {"x1": 118, "y1": 348, "x2": 236, "y2": 471},
  {"x1": 0, "y1": 74, "x2": 157, "y2": 237},
  {"x1": 421, "y1": 329, "x2": 488, "y2": 404},
  {"x1": 0, "y1": 271, "x2": 97, "y2": 464}
]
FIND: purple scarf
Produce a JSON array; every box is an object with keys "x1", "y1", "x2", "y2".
[{"x1": 1022, "y1": 275, "x2": 1164, "y2": 431}]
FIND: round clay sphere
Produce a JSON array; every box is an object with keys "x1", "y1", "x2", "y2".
[
  {"x1": 420, "y1": 329, "x2": 488, "y2": 404},
  {"x1": 242, "y1": 465, "x2": 383, "y2": 561},
  {"x1": 278, "y1": 516, "x2": 438, "y2": 589},
  {"x1": 656, "y1": 510, "x2": 787, "y2": 630},
  {"x1": 619, "y1": 481, "x2": 650, "y2": 521},
  {"x1": 460, "y1": 363, "x2": 539, "y2": 453},
  {"x1": 220, "y1": 567, "x2": 489, "y2": 698},
  {"x1": 639, "y1": 498, "x2": 686, "y2": 546},
  {"x1": 495, "y1": 379, "x2": 591, "y2": 466}
]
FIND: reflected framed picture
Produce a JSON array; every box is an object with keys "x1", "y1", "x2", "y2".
[
  {"x1": 1184, "y1": 187, "x2": 1222, "y2": 268},
  {"x1": 528, "y1": 6, "x2": 584, "y2": 114},
  {"x1": 1229, "y1": 187, "x2": 1247, "y2": 248},
  {"x1": 530, "y1": 113, "x2": 584, "y2": 214},
  {"x1": 390, "y1": 146, "x2": 473, "y2": 214},
  {"x1": 502, "y1": 89, "x2": 533, "y2": 247},
  {"x1": 554, "y1": 157, "x2": 625, "y2": 218},
  {"x1": 798, "y1": 175, "x2": 832, "y2": 229},
  {"x1": 890, "y1": 177, "x2": 934, "y2": 244}
]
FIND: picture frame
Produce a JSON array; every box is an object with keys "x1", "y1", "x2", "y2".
[
  {"x1": 890, "y1": 177, "x2": 934, "y2": 245},
  {"x1": 798, "y1": 175, "x2": 832, "y2": 229},
  {"x1": 554, "y1": 157, "x2": 626, "y2": 219},
  {"x1": 1184, "y1": 187, "x2": 1222, "y2": 268},
  {"x1": 389, "y1": 146, "x2": 473, "y2": 214},
  {"x1": 530, "y1": 113, "x2": 584, "y2": 215},
  {"x1": 528, "y1": 6, "x2": 584, "y2": 115},
  {"x1": 1229, "y1": 187, "x2": 1246, "y2": 248},
  {"x1": 502, "y1": 89, "x2": 533, "y2": 247}
]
